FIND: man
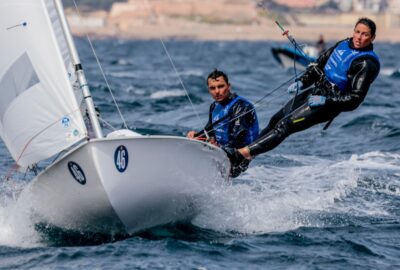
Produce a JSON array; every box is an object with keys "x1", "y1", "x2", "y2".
[
  {"x1": 187, "y1": 69, "x2": 259, "y2": 177},
  {"x1": 315, "y1": 34, "x2": 326, "y2": 55},
  {"x1": 225, "y1": 17, "x2": 380, "y2": 164}
]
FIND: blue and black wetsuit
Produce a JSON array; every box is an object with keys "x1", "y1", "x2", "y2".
[
  {"x1": 247, "y1": 38, "x2": 380, "y2": 156},
  {"x1": 203, "y1": 93, "x2": 259, "y2": 177}
]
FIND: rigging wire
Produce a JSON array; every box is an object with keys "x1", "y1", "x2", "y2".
[
  {"x1": 274, "y1": 21, "x2": 310, "y2": 112},
  {"x1": 159, "y1": 39, "x2": 209, "y2": 135},
  {"x1": 194, "y1": 72, "x2": 303, "y2": 138},
  {"x1": 143, "y1": 0, "x2": 209, "y2": 137},
  {"x1": 98, "y1": 117, "x2": 118, "y2": 132},
  {"x1": 72, "y1": 0, "x2": 129, "y2": 130},
  {"x1": 289, "y1": 40, "x2": 300, "y2": 112},
  {"x1": 69, "y1": 2, "x2": 304, "y2": 140},
  {"x1": 194, "y1": 21, "x2": 313, "y2": 138}
]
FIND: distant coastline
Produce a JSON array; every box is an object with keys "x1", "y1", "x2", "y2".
[
  {"x1": 70, "y1": 22, "x2": 400, "y2": 43},
  {"x1": 66, "y1": 1, "x2": 400, "y2": 43}
]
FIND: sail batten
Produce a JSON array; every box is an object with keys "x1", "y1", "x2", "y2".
[{"x1": 0, "y1": 0, "x2": 87, "y2": 167}]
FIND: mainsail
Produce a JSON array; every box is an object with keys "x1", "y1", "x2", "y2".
[{"x1": 0, "y1": 0, "x2": 87, "y2": 167}]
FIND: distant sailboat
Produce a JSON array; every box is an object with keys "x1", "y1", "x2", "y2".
[
  {"x1": 0, "y1": 0, "x2": 229, "y2": 234},
  {"x1": 271, "y1": 44, "x2": 319, "y2": 70}
]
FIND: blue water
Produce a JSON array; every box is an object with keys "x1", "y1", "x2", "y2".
[{"x1": 1, "y1": 39, "x2": 400, "y2": 269}]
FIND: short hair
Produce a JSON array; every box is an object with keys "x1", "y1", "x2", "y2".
[
  {"x1": 355, "y1": 17, "x2": 376, "y2": 37},
  {"x1": 207, "y1": 69, "x2": 229, "y2": 85}
]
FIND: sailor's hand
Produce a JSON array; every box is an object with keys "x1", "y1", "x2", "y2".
[
  {"x1": 308, "y1": 95, "x2": 326, "y2": 107},
  {"x1": 208, "y1": 137, "x2": 217, "y2": 145},
  {"x1": 187, "y1": 130, "x2": 196, "y2": 139},
  {"x1": 287, "y1": 81, "x2": 303, "y2": 94}
]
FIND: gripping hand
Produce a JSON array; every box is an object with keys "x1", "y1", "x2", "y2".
[
  {"x1": 308, "y1": 95, "x2": 326, "y2": 107},
  {"x1": 287, "y1": 81, "x2": 303, "y2": 94}
]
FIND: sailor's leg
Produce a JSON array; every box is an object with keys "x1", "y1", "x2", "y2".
[
  {"x1": 259, "y1": 89, "x2": 312, "y2": 137},
  {"x1": 247, "y1": 103, "x2": 337, "y2": 157}
]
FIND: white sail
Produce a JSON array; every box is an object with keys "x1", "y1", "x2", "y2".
[{"x1": 0, "y1": 0, "x2": 87, "y2": 167}]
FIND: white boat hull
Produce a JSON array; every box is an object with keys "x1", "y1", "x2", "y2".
[{"x1": 30, "y1": 136, "x2": 230, "y2": 234}]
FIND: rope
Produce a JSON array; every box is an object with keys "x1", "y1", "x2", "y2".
[
  {"x1": 98, "y1": 116, "x2": 118, "y2": 131},
  {"x1": 72, "y1": 0, "x2": 129, "y2": 130},
  {"x1": 289, "y1": 42, "x2": 301, "y2": 112},
  {"x1": 141, "y1": 0, "x2": 208, "y2": 137},
  {"x1": 159, "y1": 39, "x2": 208, "y2": 133}
]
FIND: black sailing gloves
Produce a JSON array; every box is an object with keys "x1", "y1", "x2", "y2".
[{"x1": 221, "y1": 146, "x2": 250, "y2": 178}]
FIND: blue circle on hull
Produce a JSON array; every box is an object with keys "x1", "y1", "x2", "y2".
[
  {"x1": 114, "y1": 145, "x2": 129, "y2": 173},
  {"x1": 68, "y1": 161, "x2": 86, "y2": 185}
]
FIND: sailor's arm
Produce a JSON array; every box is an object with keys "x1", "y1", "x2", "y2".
[
  {"x1": 300, "y1": 40, "x2": 345, "y2": 88},
  {"x1": 299, "y1": 46, "x2": 335, "y2": 88},
  {"x1": 187, "y1": 103, "x2": 215, "y2": 139},
  {"x1": 325, "y1": 57, "x2": 380, "y2": 111}
]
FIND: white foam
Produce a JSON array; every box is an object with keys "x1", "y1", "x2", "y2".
[
  {"x1": 107, "y1": 71, "x2": 139, "y2": 79},
  {"x1": 0, "y1": 152, "x2": 397, "y2": 244},
  {"x1": 0, "y1": 181, "x2": 41, "y2": 248},
  {"x1": 150, "y1": 89, "x2": 186, "y2": 99},
  {"x1": 347, "y1": 151, "x2": 400, "y2": 169},
  {"x1": 116, "y1": 59, "x2": 133, "y2": 66},
  {"x1": 122, "y1": 86, "x2": 146, "y2": 96},
  {"x1": 380, "y1": 68, "x2": 398, "y2": 76},
  {"x1": 176, "y1": 69, "x2": 203, "y2": 77},
  {"x1": 193, "y1": 151, "x2": 400, "y2": 234}
]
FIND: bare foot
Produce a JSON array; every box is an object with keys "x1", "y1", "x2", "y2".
[{"x1": 238, "y1": 147, "x2": 252, "y2": 160}]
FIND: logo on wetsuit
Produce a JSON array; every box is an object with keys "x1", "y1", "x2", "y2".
[{"x1": 211, "y1": 96, "x2": 259, "y2": 146}]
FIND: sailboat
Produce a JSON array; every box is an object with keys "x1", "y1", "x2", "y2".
[
  {"x1": 271, "y1": 44, "x2": 318, "y2": 70},
  {"x1": 0, "y1": 0, "x2": 230, "y2": 234}
]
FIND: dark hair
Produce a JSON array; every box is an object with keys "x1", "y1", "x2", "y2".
[
  {"x1": 207, "y1": 69, "x2": 229, "y2": 84},
  {"x1": 355, "y1": 17, "x2": 376, "y2": 37}
]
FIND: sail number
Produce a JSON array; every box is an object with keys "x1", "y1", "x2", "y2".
[
  {"x1": 68, "y1": 161, "x2": 86, "y2": 185},
  {"x1": 114, "y1": 145, "x2": 129, "y2": 173}
]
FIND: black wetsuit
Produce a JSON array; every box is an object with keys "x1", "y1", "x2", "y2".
[
  {"x1": 247, "y1": 38, "x2": 380, "y2": 156},
  {"x1": 203, "y1": 93, "x2": 259, "y2": 177}
]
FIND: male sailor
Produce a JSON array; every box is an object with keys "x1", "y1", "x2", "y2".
[
  {"x1": 225, "y1": 17, "x2": 380, "y2": 165},
  {"x1": 316, "y1": 34, "x2": 326, "y2": 55},
  {"x1": 187, "y1": 69, "x2": 259, "y2": 177}
]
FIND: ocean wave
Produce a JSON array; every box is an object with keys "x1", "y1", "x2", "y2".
[
  {"x1": 106, "y1": 71, "x2": 139, "y2": 79},
  {"x1": 390, "y1": 69, "x2": 400, "y2": 78},
  {"x1": 348, "y1": 152, "x2": 400, "y2": 197},
  {"x1": 150, "y1": 90, "x2": 186, "y2": 99},
  {"x1": 192, "y1": 154, "x2": 359, "y2": 234},
  {"x1": 380, "y1": 68, "x2": 397, "y2": 77},
  {"x1": 342, "y1": 114, "x2": 395, "y2": 132},
  {"x1": 192, "y1": 151, "x2": 400, "y2": 235},
  {"x1": 0, "y1": 181, "x2": 41, "y2": 248},
  {"x1": 110, "y1": 59, "x2": 134, "y2": 66}
]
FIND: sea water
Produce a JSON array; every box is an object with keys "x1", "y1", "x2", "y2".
[{"x1": 0, "y1": 39, "x2": 399, "y2": 269}]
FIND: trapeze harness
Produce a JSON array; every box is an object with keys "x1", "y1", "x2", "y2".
[
  {"x1": 324, "y1": 40, "x2": 380, "y2": 92},
  {"x1": 211, "y1": 95, "x2": 259, "y2": 146}
]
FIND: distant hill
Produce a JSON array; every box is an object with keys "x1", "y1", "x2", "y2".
[{"x1": 62, "y1": 0, "x2": 127, "y2": 10}]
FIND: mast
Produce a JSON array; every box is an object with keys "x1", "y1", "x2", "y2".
[{"x1": 53, "y1": 0, "x2": 103, "y2": 138}]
